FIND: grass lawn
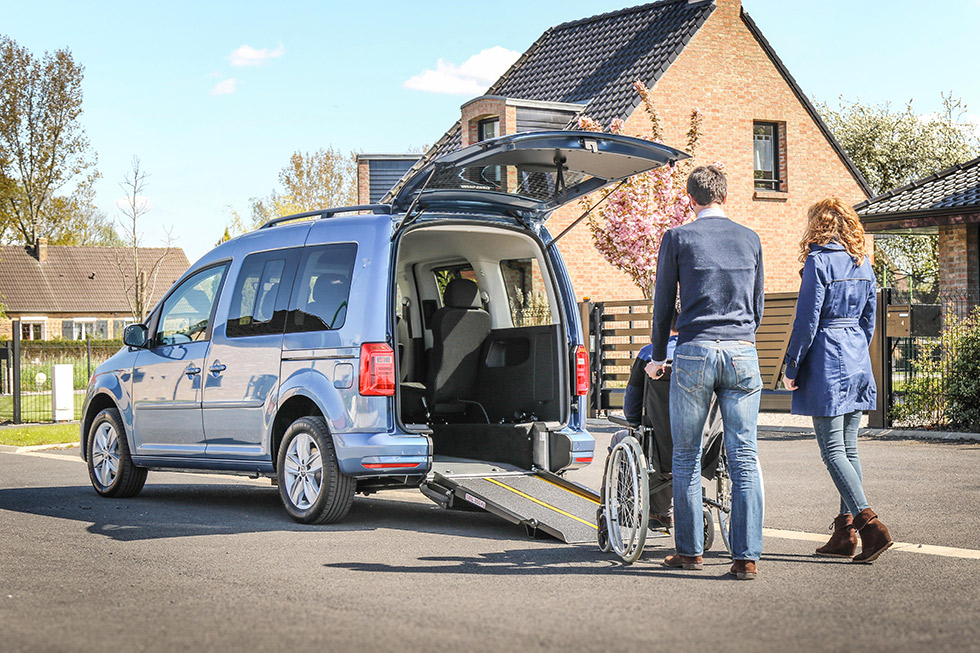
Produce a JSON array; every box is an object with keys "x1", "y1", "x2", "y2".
[
  {"x1": 0, "y1": 422, "x2": 79, "y2": 447},
  {"x1": 0, "y1": 392, "x2": 86, "y2": 424}
]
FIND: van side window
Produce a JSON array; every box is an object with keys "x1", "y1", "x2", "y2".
[
  {"x1": 226, "y1": 250, "x2": 296, "y2": 338},
  {"x1": 287, "y1": 243, "x2": 357, "y2": 332},
  {"x1": 500, "y1": 258, "x2": 554, "y2": 326},
  {"x1": 156, "y1": 264, "x2": 228, "y2": 346}
]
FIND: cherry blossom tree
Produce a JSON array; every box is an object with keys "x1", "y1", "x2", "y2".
[{"x1": 578, "y1": 81, "x2": 712, "y2": 297}]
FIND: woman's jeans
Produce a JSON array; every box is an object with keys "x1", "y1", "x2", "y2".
[
  {"x1": 811, "y1": 411, "x2": 869, "y2": 516},
  {"x1": 670, "y1": 341, "x2": 764, "y2": 561}
]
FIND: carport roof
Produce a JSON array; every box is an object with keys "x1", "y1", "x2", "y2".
[{"x1": 856, "y1": 156, "x2": 980, "y2": 231}]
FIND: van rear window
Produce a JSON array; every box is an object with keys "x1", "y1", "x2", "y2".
[{"x1": 286, "y1": 243, "x2": 358, "y2": 332}]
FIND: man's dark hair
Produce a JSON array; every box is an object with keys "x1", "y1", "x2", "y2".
[{"x1": 686, "y1": 165, "x2": 727, "y2": 205}]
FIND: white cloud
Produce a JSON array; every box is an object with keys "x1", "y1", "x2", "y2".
[
  {"x1": 228, "y1": 43, "x2": 286, "y2": 67},
  {"x1": 404, "y1": 46, "x2": 520, "y2": 95},
  {"x1": 210, "y1": 78, "x2": 237, "y2": 96}
]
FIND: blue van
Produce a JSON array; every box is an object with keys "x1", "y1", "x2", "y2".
[{"x1": 80, "y1": 131, "x2": 686, "y2": 539}]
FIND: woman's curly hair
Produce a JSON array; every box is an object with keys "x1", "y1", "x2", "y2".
[{"x1": 799, "y1": 197, "x2": 868, "y2": 265}]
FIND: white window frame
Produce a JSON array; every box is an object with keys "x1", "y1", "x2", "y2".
[
  {"x1": 20, "y1": 316, "x2": 47, "y2": 341},
  {"x1": 72, "y1": 317, "x2": 97, "y2": 340}
]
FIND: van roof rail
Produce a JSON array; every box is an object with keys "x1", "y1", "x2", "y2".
[{"x1": 259, "y1": 204, "x2": 392, "y2": 229}]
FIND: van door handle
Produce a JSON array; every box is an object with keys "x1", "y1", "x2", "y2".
[
  {"x1": 184, "y1": 364, "x2": 201, "y2": 377},
  {"x1": 209, "y1": 361, "x2": 227, "y2": 376}
]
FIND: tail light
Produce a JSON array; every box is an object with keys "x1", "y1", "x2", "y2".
[
  {"x1": 359, "y1": 342, "x2": 396, "y2": 396},
  {"x1": 573, "y1": 344, "x2": 589, "y2": 396}
]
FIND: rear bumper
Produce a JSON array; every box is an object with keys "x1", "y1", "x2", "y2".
[{"x1": 334, "y1": 430, "x2": 431, "y2": 476}]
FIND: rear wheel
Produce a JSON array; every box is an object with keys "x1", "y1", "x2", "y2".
[
  {"x1": 601, "y1": 436, "x2": 649, "y2": 564},
  {"x1": 277, "y1": 417, "x2": 354, "y2": 524},
  {"x1": 711, "y1": 469, "x2": 733, "y2": 557},
  {"x1": 87, "y1": 407, "x2": 147, "y2": 498},
  {"x1": 703, "y1": 507, "x2": 715, "y2": 552}
]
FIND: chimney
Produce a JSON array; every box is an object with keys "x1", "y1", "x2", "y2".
[{"x1": 35, "y1": 237, "x2": 48, "y2": 263}]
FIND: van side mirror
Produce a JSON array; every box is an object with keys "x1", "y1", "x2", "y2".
[{"x1": 123, "y1": 324, "x2": 149, "y2": 348}]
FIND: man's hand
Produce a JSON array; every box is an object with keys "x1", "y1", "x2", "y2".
[
  {"x1": 645, "y1": 361, "x2": 666, "y2": 379},
  {"x1": 782, "y1": 376, "x2": 798, "y2": 391}
]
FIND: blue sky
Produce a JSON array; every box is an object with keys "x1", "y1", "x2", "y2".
[{"x1": 3, "y1": 0, "x2": 978, "y2": 265}]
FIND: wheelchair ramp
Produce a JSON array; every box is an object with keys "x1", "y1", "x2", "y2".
[{"x1": 422, "y1": 459, "x2": 600, "y2": 544}]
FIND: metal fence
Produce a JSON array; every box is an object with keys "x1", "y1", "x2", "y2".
[
  {"x1": 1, "y1": 329, "x2": 123, "y2": 424},
  {"x1": 888, "y1": 290, "x2": 979, "y2": 428}
]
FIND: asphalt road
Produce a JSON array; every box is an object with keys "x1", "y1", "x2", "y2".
[{"x1": 1, "y1": 422, "x2": 979, "y2": 652}]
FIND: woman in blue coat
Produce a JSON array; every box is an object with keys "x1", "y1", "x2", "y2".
[{"x1": 782, "y1": 198, "x2": 892, "y2": 563}]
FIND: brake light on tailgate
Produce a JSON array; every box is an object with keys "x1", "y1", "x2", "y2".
[
  {"x1": 573, "y1": 344, "x2": 589, "y2": 396},
  {"x1": 359, "y1": 342, "x2": 396, "y2": 396}
]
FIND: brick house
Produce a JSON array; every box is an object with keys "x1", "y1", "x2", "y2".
[
  {"x1": 379, "y1": 0, "x2": 870, "y2": 299},
  {"x1": 356, "y1": 154, "x2": 421, "y2": 204},
  {"x1": 857, "y1": 156, "x2": 980, "y2": 303},
  {"x1": 0, "y1": 239, "x2": 189, "y2": 341}
]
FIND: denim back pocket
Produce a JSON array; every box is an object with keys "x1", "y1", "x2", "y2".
[
  {"x1": 732, "y1": 355, "x2": 763, "y2": 392},
  {"x1": 674, "y1": 353, "x2": 706, "y2": 392}
]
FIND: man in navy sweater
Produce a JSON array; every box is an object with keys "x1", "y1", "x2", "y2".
[{"x1": 646, "y1": 165, "x2": 765, "y2": 580}]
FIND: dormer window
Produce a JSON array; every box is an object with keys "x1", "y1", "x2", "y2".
[{"x1": 478, "y1": 118, "x2": 499, "y2": 142}]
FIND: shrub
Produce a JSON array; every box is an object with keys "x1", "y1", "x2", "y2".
[{"x1": 946, "y1": 309, "x2": 980, "y2": 431}]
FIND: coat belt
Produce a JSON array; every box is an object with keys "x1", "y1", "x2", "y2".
[{"x1": 818, "y1": 318, "x2": 860, "y2": 328}]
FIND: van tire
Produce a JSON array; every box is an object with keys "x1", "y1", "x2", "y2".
[
  {"x1": 277, "y1": 416, "x2": 354, "y2": 524},
  {"x1": 87, "y1": 407, "x2": 147, "y2": 498}
]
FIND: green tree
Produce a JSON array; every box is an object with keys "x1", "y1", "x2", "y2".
[
  {"x1": 235, "y1": 147, "x2": 357, "y2": 232},
  {"x1": 820, "y1": 94, "x2": 978, "y2": 294},
  {"x1": 820, "y1": 94, "x2": 978, "y2": 196},
  {"x1": 0, "y1": 35, "x2": 101, "y2": 245}
]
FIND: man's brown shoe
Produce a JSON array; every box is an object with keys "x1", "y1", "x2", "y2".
[
  {"x1": 729, "y1": 559, "x2": 757, "y2": 580},
  {"x1": 662, "y1": 554, "x2": 703, "y2": 570}
]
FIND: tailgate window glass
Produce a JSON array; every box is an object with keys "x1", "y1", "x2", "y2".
[
  {"x1": 500, "y1": 258, "x2": 555, "y2": 327},
  {"x1": 287, "y1": 243, "x2": 358, "y2": 332}
]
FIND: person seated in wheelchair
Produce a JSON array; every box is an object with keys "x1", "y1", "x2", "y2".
[
  {"x1": 609, "y1": 332, "x2": 725, "y2": 532},
  {"x1": 609, "y1": 335, "x2": 676, "y2": 530}
]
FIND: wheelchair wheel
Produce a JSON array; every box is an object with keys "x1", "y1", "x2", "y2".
[
  {"x1": 703, "y1": 507, "x2": 715, "y2": 552},
  {"x1": 601, "y1": 436, "x2": 649, "y2": 564},
  {"x1": 711, "y1": 468, "x2": 733, "y2": 557}
]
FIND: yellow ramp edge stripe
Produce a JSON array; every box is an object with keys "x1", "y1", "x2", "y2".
[
  {"x1": 536, "y1": 474, "x2": 601, "y2": 505},
  {"x1": 484, "y1": 477, "x2": 597, "y2": 529}
]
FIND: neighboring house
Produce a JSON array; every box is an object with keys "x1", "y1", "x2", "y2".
[
  {"x1": 0, "y1": 239, "x2": 190, "y2": 341},
  {"x1": 857, "y1": 155, "x2": 980, "y2": 303},
  {"x1": 377, "y1": 0, "x2": 870, "y2": 299},
  {"x1": 356, "y1": 154, "x2": 422, "y2": 204}
]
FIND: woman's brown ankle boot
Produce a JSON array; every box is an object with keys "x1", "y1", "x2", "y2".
[
  {"x1": 852, "y1": 508, "x2": 893, "y2": 563},
  {"x1": 815, "y1": 513, "x2": 857, "y2": 557}
]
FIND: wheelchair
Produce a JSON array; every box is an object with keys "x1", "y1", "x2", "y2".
[{"x1": 597, "y1": 365, "x2": 733, "y2": 563}]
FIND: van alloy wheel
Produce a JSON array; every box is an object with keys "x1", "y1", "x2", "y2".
[
  {"x1": 282, "y1": 433, "x2": 323, "y2": 510},
  {"x1": 91, "y1": 422, "x2": 120, "y2": 488},
  {"x1": 276, "y1": 417, "x2": 354, "y2": 524},
  {"x1": 86, "y1": 407, "x2": 147, "y2": 498}
]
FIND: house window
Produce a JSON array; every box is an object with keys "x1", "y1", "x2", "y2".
[
  {"x1": 477, "y1": 118, "x2": 499, "y2": 142},
  {"x1": 21, "y1": 320, "x2": 45, "y2": 341},
  {"x1": 753, "y1": 122, "x2": 781, "y2": 191},
  {"x1": 72, "y1": 318, "x2": 97, "y2": 340}
]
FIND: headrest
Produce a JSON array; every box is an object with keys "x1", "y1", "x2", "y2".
[
  {"x1": 312, "y1": 273, "x2": 347, "y2": 304},
  {"x1": 443, "y1": 278, "x2": 480, "y2": 309}
]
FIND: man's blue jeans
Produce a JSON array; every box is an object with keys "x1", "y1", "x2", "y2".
[
  {"x1": 811, "y1": 411, "x2": 869, "y2": 516},
  {"x1": 670, "y1": 341, "x2": 764, "y2": 561}
]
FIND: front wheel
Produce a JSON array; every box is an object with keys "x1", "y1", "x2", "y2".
[
  {"x1": 87, "y1": 407, "x2": 147, "y2": 498},
  {"x1": 277, "y1": 417, "x2": 355, "y2": 524},
  {"x1": 601, "y1": 436, "x2": 649, "y2": 564}
]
